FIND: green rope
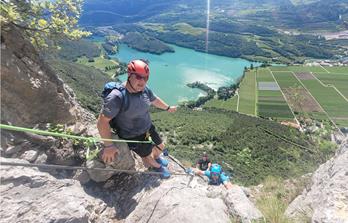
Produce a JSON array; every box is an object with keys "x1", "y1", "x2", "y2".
[
  {"x1": 86, "y1": 139, "x2": 101, "y2": 161},
  {"x1": 0, "y1": 124, "x2": 152, "y2": 144}
]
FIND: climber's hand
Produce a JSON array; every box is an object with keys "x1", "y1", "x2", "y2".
[{"x1": 102, "y1": 145, "x2": 119, "y2": 163}]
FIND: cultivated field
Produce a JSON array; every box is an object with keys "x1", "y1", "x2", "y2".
[
  {"x1": 76, "y1": 56, "x2": 118, "y2": 77},
  {"x1": 313, "y1": 73, "x2": 348, "y2": 99},
  {"x1": 257, "y1": 90, "x2": 293, "y2": 120},
  {"x1": 203, "y1": 96, "x2": 238, "y2": 111},
  {"x1": 271, "y1": 70, "x2": 326, "y2": 116},
  {"x1": 203, "y1": 70, "x2": 256, "y2": 114},
  {"x1": 294, "y1": 72, "x2": 348, "y2": 127},
  {"x1": 206, "y1": 65, "x2": 348, "y2": 128},
  {"x1": 238, "y1": 70, "x2": 257, "y2": 115},
  {"x1": 257, "y1": 69, "x2": 294, "y2": 120}
]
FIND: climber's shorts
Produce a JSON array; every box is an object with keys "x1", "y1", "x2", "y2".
[{"x1": 124, "y1": 124, "x2": 162, "y2": 158}]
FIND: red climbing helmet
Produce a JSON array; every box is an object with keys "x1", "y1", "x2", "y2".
[{"x1": 127, "y1": 59, "x2": 150, "y2": 77}]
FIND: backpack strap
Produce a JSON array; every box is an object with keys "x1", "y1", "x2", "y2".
[
  {"x1": 120, "y1": 87, "x2": 130, "y2": 111},
  {"x1": 101, "y1": 82, "x2": 129, "y2": 111},
  {"x1": 102, "y1": 82, "x2": 130, "y2": 132}
]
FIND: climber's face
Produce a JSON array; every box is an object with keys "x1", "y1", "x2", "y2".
[
  {"x1": 131, "y1": 73, "x2": 148, "y2": 91},
  {"x1": 211, "y1": 172, "x2": 219, "y2": 181}
]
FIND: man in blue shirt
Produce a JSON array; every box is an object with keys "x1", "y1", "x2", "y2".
[
  {"x1": 97, "y1": 59, "x2": 176, "y2": 178},
  {"x1": 188, "y1": 164, "x2": 232, "y2": 189}
]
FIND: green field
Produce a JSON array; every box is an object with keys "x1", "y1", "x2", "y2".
[
  {"x1": 272, "y1": 71, "x2": 329, "y2": 122},
  {"x1": 289, "y1": 65, "x2": 329, "y2": 73},
  {"x1": 76, "y1": 56, "x2": 119, "y2": 77},
  {"x1": 288, "y1": 66, "x2": 310, "y2": 73},
  {"x1": 172, "y1": 23, "x2": 205, "y2": 36},
  {"x1": 256, "y1": 68, "x2": 274, "y2": 81},
  {"x1": 269, "y1": 66, "x2": 289, "y2": 72},
  {"x1": 272, "y1": 71, "x2": 301, "y2": 88},
  {"x1": 257, "y1": 90, "x2": 294, "y2": 120},
  {"x1": 307, "y1": 66, "x2": 328, "y2": 73},
  {"x1": 239, "y1": 71, "x2": 257, "y2": 115},
  {"x1": 256, "y1": 69, "x2": 294, "y2": 120},
  {"x1": 258, "y1": 103, "x2": 294, "y2": 119},
  {"x1": 313, "y1": 72, "x2": 348, "y2": 99},
  {"x1": 298, "y1": 78, "x2": 348, "y2": 127},
  {"x1": 323, "y1": 66, "x2": 348, "y2": 73},
  {"x1": 271, "y1": 66, "x2": 348, "y2": 127},
  {"x1": 203, "y1": 97, "x2": 238, "y2": 111}
]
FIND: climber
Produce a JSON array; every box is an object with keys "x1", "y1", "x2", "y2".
[
  {"x1": 187, "y1": 163, "x2": 232, "y2": 189},
  {"x1": 97, "y1": 59, "x2": 177, "y2": 178},
  {"x1": 196, "y1": 152, "x2": 211, "y2": 171}
]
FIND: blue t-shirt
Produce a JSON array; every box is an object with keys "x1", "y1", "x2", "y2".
[
  {"x1": 204, "y1": 170, "x2": 229, "y2": 185},
  {"x1": 101, "y1": 84, "x2": 157, "y2": 138}
]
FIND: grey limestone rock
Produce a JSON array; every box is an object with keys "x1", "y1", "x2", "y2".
[
  {"x1": 285, "y1": 141, "x2": 348, "y2": 223},
  {"x1": 35, "y1": 153, "x2": 48, "y2": 164},
  {"x1": 223, "y1": 186, "x2": 264, "y2": 222},
  {"x1": 0, "y1": 157, "x2": 116, "y2": 223},
  {"x1": 86, "y1": 135, "x2": 136, "y2": 182},
  {"x1": 125, "y1": 170, "x2": 264, "y2": 223},
  {"x1": 0, "y1": 156, "x2": 264, "y2": 223},
  {"x1": 20, "y1": 149, "x2": 39, "y2": 162}
]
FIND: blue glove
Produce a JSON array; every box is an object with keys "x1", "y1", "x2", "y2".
[
  {"x1": 185, "y1": 168, "x2": 194, "y2": 175},
  {"x1": 163, "y1": 148, "x2": 169, "y2": 156}
]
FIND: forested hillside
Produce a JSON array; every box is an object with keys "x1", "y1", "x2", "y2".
[
  {"x1": 152, "y1": 108, "x2": 335, "y2": 185},
  {"x1": 81, "y1": 0, "x2": 346, "y2": 63},
  {"x1": 55, "y1": 39, "x2": 101, "y2": 61},
  {"x1": 48, "y1": 60, "x2": 114, "y2": 114},
  {"x1": 81, "y1": 0, "x2": 348, "y2": 32}
]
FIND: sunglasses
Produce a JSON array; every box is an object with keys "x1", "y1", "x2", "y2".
[
  {"x1": 131, "y1": 73, "x2": 149, "y2": 81},
  {"x1": 211, "y1": 172, "x2": 219, "y2": 177}
]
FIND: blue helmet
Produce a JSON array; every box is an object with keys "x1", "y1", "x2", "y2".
[{"x1": 210, "y1": 164, "x2": 222, "y2": 176}]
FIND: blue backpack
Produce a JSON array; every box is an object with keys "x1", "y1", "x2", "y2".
[
  {"x1": 101, "y1": 82, "x2": 129, "y2": 130},
  {"x1": 209, "y1": 164, "x2": 223, "y2": 185}
]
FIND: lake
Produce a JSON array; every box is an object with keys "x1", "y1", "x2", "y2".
[{"x1": 110, "y1": 44, "x2": 259, "y2": 105}]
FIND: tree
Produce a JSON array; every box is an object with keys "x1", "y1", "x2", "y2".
[{"x1": 0, "y1": 0, "x2": 90, "y2": 49}]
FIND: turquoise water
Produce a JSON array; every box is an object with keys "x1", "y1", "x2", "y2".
[{"x1": 111, "y1": 44, "x2": 259, "y2": 105}]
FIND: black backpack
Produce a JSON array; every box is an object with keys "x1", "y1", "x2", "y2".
[{"x1": 101, "y1": 82, "x2": 129, "y2": 130}]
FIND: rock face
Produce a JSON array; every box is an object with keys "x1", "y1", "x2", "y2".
[
  {"x1": 1, "y1": 24, "x2": 95, "y2": 168},
  {"x1": 0, "y1": 158, "x2": 116, "y2": 223},
  {"x1": 285, "y1": 140, "x2": 348, "y2": 223},
  {"x1": 99, "y1": 157, "x2": 263, "y2": 223},
  {"x1": 0, "y1": 157, "x2": 264, "y2": 223},
  {"x1": 223, "y1": 186, "x2": 264, "y2": 222},
  {"x1": 125, "y1": 175, "x2": 264, "y2": 223},
  {"x1": 86, "y1": 135, "x2": 136, "y2": 182},
  {"x1": 0, "y1": 24, "x2": 89, "y2": 126}
]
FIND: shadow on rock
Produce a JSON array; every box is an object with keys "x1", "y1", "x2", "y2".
[{"x1": 82, "y1": 171, "x2": 162, "y2": 220}]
